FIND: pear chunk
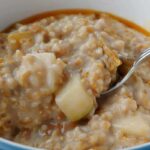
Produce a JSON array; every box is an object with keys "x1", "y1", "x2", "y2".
[
  {"x1": 8, "y1": 31, "x2": 33, "y2": 50},
  {"x1": 56, "y1": 75, "x2": 95, "y2": 121},
  {"x1": 16, "y1": 53, "x2": 64, "y2": 93},
  {"x1": 114, "y1": 114, "x2": 150, "y2": 136}
]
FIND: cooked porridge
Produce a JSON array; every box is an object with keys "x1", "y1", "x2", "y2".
[{"x1": 1, "y1": 10, "x2": 150, "y2": 150}]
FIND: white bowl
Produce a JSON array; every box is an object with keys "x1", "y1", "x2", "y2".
[
  {"x1": 0, "y1": 0, "x2": 150, "y2": 149},
  {"x1": 0, "y1": 0, "x2": 150, "y2": 31}
]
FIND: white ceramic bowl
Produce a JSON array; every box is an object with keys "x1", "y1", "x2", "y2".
[{"x1": 0, "y1": 0, "x2": 150, "y2": 149}]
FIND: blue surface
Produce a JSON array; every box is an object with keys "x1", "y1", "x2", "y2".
[{"x1": 0, "y1": 138, "x2": 150, "y2": 150}]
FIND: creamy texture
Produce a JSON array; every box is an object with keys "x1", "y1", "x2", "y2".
[{"x1": 0, "y1": 11, "x2": 150, "y2": 150}]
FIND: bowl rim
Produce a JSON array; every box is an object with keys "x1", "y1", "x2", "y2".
[
  {"x1": 0, "y1": 138, "x2": 43, "y2": 150},
  {"x1": 1, "y1": 138, "x2": 150, "y2": 150}
]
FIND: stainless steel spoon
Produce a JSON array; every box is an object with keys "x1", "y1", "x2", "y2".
[{"x1": 102, "y1": 48, "x2": 150, "y2": 95}]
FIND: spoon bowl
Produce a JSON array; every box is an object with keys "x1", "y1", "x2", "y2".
[{"x1": 102, "y1": 48, "x2": 150, "y2": 95}]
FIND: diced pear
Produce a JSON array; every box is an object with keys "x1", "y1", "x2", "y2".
[
  {"x1": 114, "y1": 114, "x2": 150, "y2": 136},
  {"x1": 8, "y1": 31, "x2": 33, "y2": 50},
  {"x1": 56, "y1": 75, "x2": 95, "y2": 121},
  {"x1": 16, "y1": 53, "x2": 64, "y2": 93},
  {"x1": 8, "y1": 31, "x2": 33, "y2": 41}
]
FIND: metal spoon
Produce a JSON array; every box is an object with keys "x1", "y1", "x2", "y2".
[{"x1": 101, "y1": 48, "x2": 150, "y2": 95}]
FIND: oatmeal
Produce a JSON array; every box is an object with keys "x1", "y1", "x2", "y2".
[{"x1": 1, "y1": 10, "x2": 150, "y2": 150}]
